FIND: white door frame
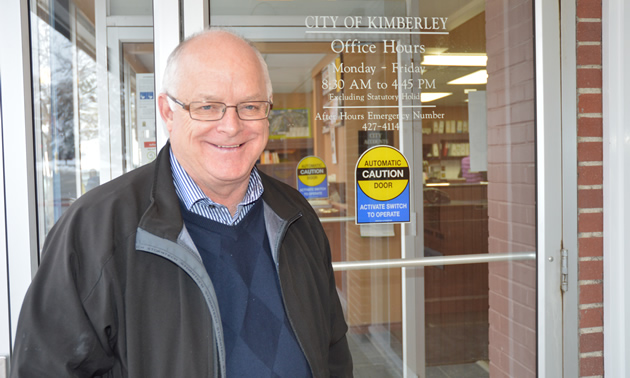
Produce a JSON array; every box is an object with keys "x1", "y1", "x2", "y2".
[
  {"x1": 535, "y1": 0, "x2": 564, "y2": 376},
  {"x1": 106, "y1": 26, "x2": 153, "y2": 176},
  {"x1": 560, "y1": 0, "x2": 579, "y2": 376},
  {"x1": 153, "y1": 0, "x2": 208, "y2": 150},
  {"x1": 603, "y1": 0, "x2": 630, "y2": 376},
  {"x1": 0, "y1": 0, "x2": 40, "y2": 359}
]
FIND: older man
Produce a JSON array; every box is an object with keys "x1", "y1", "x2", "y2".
[{"x1": 11, "y1": 30, "x2": 353, "y2": 377}]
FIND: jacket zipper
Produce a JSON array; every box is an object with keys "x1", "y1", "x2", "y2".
[
  {"x1": 272, "y1": 212, "x2": 316, "y2": 376},
  {"x1": 135, "y1": 228, "x2": 225, "y2": 378}
]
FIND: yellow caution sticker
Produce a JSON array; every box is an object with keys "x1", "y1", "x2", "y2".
[
  {"x1": 297, "y1": 156, "x2": 328, "y2": 199},
  {"x1": 297, "y1": 156, "x2": 327, "y2": 186},
  {"x1": 356, "y1": 146, "x2": 410, "y2": 202}
]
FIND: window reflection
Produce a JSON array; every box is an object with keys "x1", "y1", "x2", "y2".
[
  {"x1": 32, "y1": 0, "x2": 98, "y2": 235},
  {"x1": 31, "y1": 0, "x2": 155, "y2": 238}
]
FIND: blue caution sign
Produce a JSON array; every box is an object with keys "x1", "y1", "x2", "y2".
[
  {"x1": 355, "y1": 145, "x2": 410, "y2": 224},
  {"x1": 296, "y1": 156, "x2": 328, "y2": 199}
]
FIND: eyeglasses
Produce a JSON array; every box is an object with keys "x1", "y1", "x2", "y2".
[{"x1": 167, "y1": 94, "x2": 273, "y2": 121}]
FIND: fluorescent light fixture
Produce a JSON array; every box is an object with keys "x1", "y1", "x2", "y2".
[
  {"x1": 464, "y1": 88, "x2": 477, "y2": 94},
  {"x1": 448, "y1": 70, "x2": 488, "y2": 85},
  {"x1": 421, "y1": 92, "x2": 452, "y2": 102},
  {"x1": 424, "y1": 47, "x2": 449, "y2": 55},
  {"x1": 422, "y1": 54, "x2": 487, "y2": 66}
]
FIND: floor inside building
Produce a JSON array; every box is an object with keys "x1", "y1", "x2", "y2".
[{"x1": 347, "y1": 312, "x2": 490, "y2": 378}]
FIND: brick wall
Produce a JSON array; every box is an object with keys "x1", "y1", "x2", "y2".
[
  {"x1": 485, "y1": 0, "x2": 537, "y2": 376},
  {"x1": 576, "y1": 0, "x2": 604, "y2": 376}
]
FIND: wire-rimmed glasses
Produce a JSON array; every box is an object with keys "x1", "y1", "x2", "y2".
[{"x1": 167, "y1": 94, "x2": 272, "y2": 121}]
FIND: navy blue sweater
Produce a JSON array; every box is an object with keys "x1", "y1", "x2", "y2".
[{"x1": 181, "y1": 199, "x2": 311, "y2": 377}]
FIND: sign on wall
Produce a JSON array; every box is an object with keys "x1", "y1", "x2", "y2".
[{"x1": 136, "y1": 73, "x2": 157, "y2": 164}]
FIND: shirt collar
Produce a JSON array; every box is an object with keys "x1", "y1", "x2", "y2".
[{"x1": 169, "y1": 147, "x2": 264, "y2": 212}]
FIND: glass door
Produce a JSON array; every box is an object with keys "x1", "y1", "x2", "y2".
[
  {"x1": 29, "y1": 0, "x2": 156, "y2": 238},
  {"x1": 25, "y1": 0, "x2": 559, "y2": 375},
  {"x1": 213, "y1": 0, "x2": 548, "y2": 377}
]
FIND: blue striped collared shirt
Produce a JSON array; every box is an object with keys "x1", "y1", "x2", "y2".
[{"x1": 170, "y1": 148, "x2": 264, "y2": 225}]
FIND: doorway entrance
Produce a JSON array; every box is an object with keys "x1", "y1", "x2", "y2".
[
  {"x1": 24, "y1": 0, "x2": 562, "y2": 376},
  {"x1": 212, "y1": 1, "x2": 544, "y2": 377}
]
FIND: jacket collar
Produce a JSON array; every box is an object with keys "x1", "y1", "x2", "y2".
[
  {"x1": 258, "y1": 170, "x2": 302, "y2": 222},
  {"x1": 137, "y1": 141, "x2": 185, "y2": 242},
  {"x1": 138, "y1": 142, "x2": 303, "y2": 242}
]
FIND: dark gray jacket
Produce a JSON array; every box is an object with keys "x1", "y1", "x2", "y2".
[{"x1": 11, "y1": 143, "x2": 352, "y2": 377}]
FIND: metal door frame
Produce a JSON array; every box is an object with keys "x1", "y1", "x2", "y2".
[
  {"x1": 105, "y1": 26, "x2": 153, "y2": 176},
  {"x1": 603, "y1": 0, "x2": 630, "y2": 375},
  {"x1": 0, "y1": 0, "x2": 39, "y2": 357},
  {"x1": 560, "y1": 0, "x2": 579, "y2": 376},
  {"x1": 535, "y1": 0, "x2": 564, "y2": 377}
]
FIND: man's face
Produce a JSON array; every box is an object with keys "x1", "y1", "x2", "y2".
[{"x1": 161, "y1": 34, "x2": 270, "y2": 197}]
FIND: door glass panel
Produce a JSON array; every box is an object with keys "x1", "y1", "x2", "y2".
[
  {"x1": 28, "y1": 0, "x2": 538, "y2": 375},
  {"x1": 30, "y1": 0, "x2": 155, "y2": 239},
  {"x1": 214, "y1": 0, "x2": 537, "y2": 377},
  {"x1": 121, "y1": 42, "x2": 156, "y2": 170}
]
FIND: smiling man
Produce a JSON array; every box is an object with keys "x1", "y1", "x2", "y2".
[
  {"x1": 162, "y1": 31, "x2": 273, "y2": 217},
  {"x1": 11, "y1": 30, "x2": 353, "y2": 377}
]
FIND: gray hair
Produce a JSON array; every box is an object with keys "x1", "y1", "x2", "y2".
[{"x1": 161, "y1": 28, "x2": 273, "y2": 99}]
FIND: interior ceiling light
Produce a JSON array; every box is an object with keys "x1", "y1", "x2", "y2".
[
  {"x1": 421, "y1": 92, "x2": 452, "y2": 102},
  {"x1": 447, "y1": 70, "x2": 488, "y2": 85},
  {"x1": 421, "y1": 54, "x2": 487, "y2": 66},
  {"x1": 424, "y1": 47, "x2": 449, "y2": 55},
  {"x1": 426, "y1": 183, "x2": 450, "y2": 187}
]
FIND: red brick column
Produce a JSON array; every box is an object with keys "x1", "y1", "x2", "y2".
[
  {"x1": 576, "y1": 0, "x2": 604, "y2": 376},
  {"x1": 485, "y1": 0, "x2": 537, "y2": 376}
]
